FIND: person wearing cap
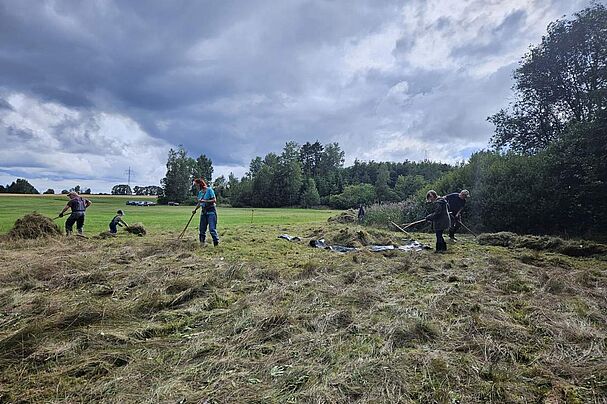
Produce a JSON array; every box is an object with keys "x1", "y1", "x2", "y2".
[
  {"x1": 109, "y1": 209, "x2": 128, "y2": 235},
  {"x1": 425, "y1": 190, "x2": 451, "y2": 253},
  {"x1": 192, "y1": 178, "x2": 219, "y2": 246},
  {"x1": 58, "y1": 191, "x2": 92, "y2": 236},
  {"x1": 445, "y1": 189, "x2": 470, "y2": 241}
]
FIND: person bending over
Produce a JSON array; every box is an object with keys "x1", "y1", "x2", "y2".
[
  {"x1": 445, "y1": 189, "x2": 470, "y2": 241},
  {"x1": 425, "y1": 190, "x2": 451, "y2": 253},
  {"x1": 59, "y1": 192, "x2": 92, "y2": 236},
  {"x1": 109, "y1": 209, "x2": 128, "y2": 235}
]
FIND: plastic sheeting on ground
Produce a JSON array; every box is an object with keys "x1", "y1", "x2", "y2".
[
  {"x1": 278, "y1": 234, "x2": 302, "y2": 242},
  {"x1": 307, "y1": 238, "x2": 431, "y2": 253}
]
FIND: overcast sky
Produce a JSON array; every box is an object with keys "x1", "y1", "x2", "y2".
[{"x1": 0, "y1": 0, "x2": 596, "y2": 193}]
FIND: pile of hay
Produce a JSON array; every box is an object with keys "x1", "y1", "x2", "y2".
[
  {"x1": 478, "y1": 232, "x2": 607, "y2": 257},
  {"x1": 125, "y1": 223, "x2": 147, "y2": 237},
  {"x1": 328, "y1": 209, "x2": 357, "y2": 224},
  {"x1": 7, "y1": 213, "x2": 62, "y2": 239},
  {"x1": 325, "y1": 228, "x2": 395, "y2": 248}
]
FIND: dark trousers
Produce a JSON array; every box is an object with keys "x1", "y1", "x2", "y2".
[
  {"x1": 66, "y1": 212, "x2": 85, "y2": 234},
  {"x1": 109, "y1": 222, "x2": 118, "y2": 234},
  {"x1": 435, "y1": 230, "x2": 447, "y2": 252},
  {"x1": 199, "y1": 211, "x2": 219, "y2": 243},
  {"x1": 449, "y1": 217, "x2": 461, "y2": 238}
]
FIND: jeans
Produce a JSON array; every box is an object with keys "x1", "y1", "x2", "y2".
[
  {"x1": 199, "y1": 211, "x2": 219, "y2": 243},
  {"x1": 66, "y1": 212, "x2": 85, "y2": 235},
  {"x1": 109, "y1": 222, "x2": 118, "y2": 234},
  {"x1": 449, "y1": 216, "x2": 461, "y2": 238},
  {"x1": 435, "y1": 230, "x2": 447, "y2": 252}
]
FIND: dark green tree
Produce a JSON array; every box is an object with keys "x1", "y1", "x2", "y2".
[
  {"x1": 248, "y1": 157, "x2": 263, "y2": 178},
  {"x1": 6, "y1": 179, "x2": 39, "y2": 194},
  {"x1": 160, "y1": 146, "x2": 194, "y2": 203},
  {"x1": 489, "y1": 4, "x2": 607, "y2": 153},
  {"x1": 111, "y1": 184, "x2": 132, "y2": 195},
  {"x1": 300, "y1": 177, "x2": 320, "y2": 207},
  {"x1": 43, "y1": 188, "x2": 55, "y2": 194},
  {"x1": 299, "y1": 141, "x2": 324, "y2": 176},
  {"x1": 193, "y1": 154, "x2": 214, "y2": 183},
  {"x1": 394, "y1": 175, "x2": 426, "y2": 200}
]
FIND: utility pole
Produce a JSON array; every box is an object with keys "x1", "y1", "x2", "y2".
[{"x1": 125, "y1": 167, "x2": 134, "y2": 194}]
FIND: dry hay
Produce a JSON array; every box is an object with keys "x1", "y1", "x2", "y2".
[
  {"x1": 125, "y1": 223, "x2": 147, "y2": 236},
  {"x1": 324, "y1": 227, "x2": 396, "y2": 248},
  {"x1": 7, "y1": 213, "x2": 62, "y2": 240},
  {"x1": 478, "y1": 232, "x2": 607, "y2": 257},
  {"x1": 95, "y1": 231, "x2": 116, "y2": 239},
  {"x1": 328, "y1": 209, "x2": 357, "y2": 224}
]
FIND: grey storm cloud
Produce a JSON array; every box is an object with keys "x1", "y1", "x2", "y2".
[{"x1": 0, "y1": 0, "x2": 597, "y2": 191}]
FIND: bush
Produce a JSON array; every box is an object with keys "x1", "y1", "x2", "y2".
[
  {"x1": 329, "y1": 184, "x2": 376, "y2": 209},
  {"x1": 362, "y1": 201, "x2": 430, "y2": 230}
]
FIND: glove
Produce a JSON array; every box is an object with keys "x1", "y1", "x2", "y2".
[{"x1": 59, "y1": 212, "x2": 64, "y2": 218}]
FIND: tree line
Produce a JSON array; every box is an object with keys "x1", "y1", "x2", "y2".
[
  {"x1": 158, "y1": 141, "x2": 454, "y2": 208},
  {"x1": 0, "y1": 181, "x2": 92, "y2": 195}
]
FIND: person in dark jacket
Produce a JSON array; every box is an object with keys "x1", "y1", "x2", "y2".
[
  {"x1": 58, "y1": 191, "x2": 92, "y2": 236},
  {"x1": 109, "y1": 210, "x2": 128, "y2": 235},
  {"x1": 425, "y1": 190, "x2": 451, "y2": 252},
  {"x1": 445, "y1": 189, "x2": 470, "y2": 241},
  {"x1": 357, "y1": 204, "x2": 366, "y2": 223}
]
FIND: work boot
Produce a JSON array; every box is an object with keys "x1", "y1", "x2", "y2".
[
  {"x1": 66, "y1": 230, "x2": 72, "y2": 237},
  {"x1": 213, "y1": 240, "x2": 219, "y2": 247}
]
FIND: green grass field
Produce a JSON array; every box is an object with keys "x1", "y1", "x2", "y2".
[{"x1": 0, "y1": 195, "x2": 340, "y2": 235}]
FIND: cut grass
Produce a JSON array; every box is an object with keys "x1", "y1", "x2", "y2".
[{"x1": 0, "y1": 223, "x2": 606, "y2": 402}]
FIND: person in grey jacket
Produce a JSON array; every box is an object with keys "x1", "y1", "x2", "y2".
[{"x1": 425, "y1": 190, "x2": 451, "y2": 252}]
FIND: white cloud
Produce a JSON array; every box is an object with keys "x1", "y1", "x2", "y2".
[{"x1": 0, "y1": 93, "x2": 170, "y2": 193}]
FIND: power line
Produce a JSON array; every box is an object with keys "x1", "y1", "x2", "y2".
[{"x1": 124, "y1": 167, "x2": 134, "y2": 189}]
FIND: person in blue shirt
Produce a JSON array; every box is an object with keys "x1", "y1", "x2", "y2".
[
  {"x1": 192, "y1": 178, "x2": 219, "y2": 246},
  {"x1": 444, "y1": 189, "x2": 470, "y2": 241}
]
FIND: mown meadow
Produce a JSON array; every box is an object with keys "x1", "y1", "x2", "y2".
[{"x1": 0, "y1": 208, "x2": 606, "y2": 402}]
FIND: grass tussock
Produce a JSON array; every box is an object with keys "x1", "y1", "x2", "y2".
[
  {"x1": 478, "y1": 232, "x2": 607, "y2": 257},
  {"x1": 0, "y1": 223, "x2": 606, "y2": 402}
]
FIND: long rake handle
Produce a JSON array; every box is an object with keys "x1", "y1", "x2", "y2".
[
  {"x1": 390, "y1": 221, "x2": 411, "y2": 237},
  {"x1": 400, "y1": 219, "x2": 426, "y2": 230},
  {"x1": 178, "y1": 211, "x2": 196, "y2": 239},
  {"x1": 458, "y1": 221, "x2": 478, "y2": 238}
]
